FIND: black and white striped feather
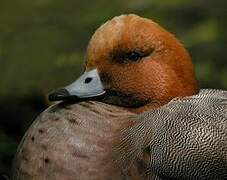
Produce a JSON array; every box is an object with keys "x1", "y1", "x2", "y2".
[{"x1": 114, "y1": 89, "x2": 227, "y2": 180}]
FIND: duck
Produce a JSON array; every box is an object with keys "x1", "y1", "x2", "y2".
[{"x1": 12, "y1": 14, "x2": 226, "y2": 180}]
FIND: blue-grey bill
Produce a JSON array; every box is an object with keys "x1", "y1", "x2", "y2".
[{"x1": 48, "y1": 69, "x2": 106, "y2": 101}]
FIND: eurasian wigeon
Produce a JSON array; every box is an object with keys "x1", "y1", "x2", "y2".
[{"x1": 13, "y1": 14, "x2": 227, "y2": 180}]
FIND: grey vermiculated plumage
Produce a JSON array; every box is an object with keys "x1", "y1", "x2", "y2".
[{"x1": 114, "y1": 89, "x2": 227, "y2": 180}]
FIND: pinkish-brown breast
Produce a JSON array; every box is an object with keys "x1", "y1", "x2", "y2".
[{"x1": 11, "y1": 101, "x2": 145, "y2": 180}]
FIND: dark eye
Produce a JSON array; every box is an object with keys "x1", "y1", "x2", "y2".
[
  {"x1": 111, "y1": 48, "x2": 154, "y2": 64},
  {"x1": 125, "y1": 51, "x2": 141, "y2": 61}
]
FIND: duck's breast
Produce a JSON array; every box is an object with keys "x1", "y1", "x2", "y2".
[{"x1": 12, "y1": 101, "x2": 143, "y2": 180}]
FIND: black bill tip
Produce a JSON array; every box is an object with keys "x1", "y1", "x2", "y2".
[
  {"x1": 48, "y1": 89, "x2": 106, "y2": 102},
  {"x1": 48, "y1": 89, "x2": 71, "y2": 101}
]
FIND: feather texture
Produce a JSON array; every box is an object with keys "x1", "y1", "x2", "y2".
[{"x1": 114, "y1": 89, "x2": 227, "y2": 180}]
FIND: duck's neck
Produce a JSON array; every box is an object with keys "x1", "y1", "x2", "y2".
[{"x1": 126, "y1": 91, "x2": 200, "y2": 114}]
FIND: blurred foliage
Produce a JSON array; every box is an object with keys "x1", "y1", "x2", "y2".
[{"x1": 0, "y1": 0, "x2": 226, "y2": 177}]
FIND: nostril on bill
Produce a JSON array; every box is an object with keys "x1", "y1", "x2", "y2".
[{"x1": 84, "y1": 77, "x2": 93, "y2": 84}]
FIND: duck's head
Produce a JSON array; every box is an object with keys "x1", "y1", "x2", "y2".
[{"x1": 49, "y1": 14, "x2": 199, "y2": 113}]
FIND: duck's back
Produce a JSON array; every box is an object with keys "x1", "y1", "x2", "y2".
[{"x1": 117, "y1": 89, "x2": 227, "y2": 180}]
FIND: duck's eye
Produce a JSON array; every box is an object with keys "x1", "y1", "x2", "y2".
[
  {"x1": 125, "y1": 51, "x2": 141, "y2": 61},
  {"x1": 111, "y1": 49, "x2": 153, "y2": 64}
]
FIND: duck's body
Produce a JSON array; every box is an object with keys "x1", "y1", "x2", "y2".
[
  {"x1": 116, "y1": 89, "x2": 227, "y2": 180},
  {"x1": 12, "y1": 14, "x2": 226, "y2": 180}
]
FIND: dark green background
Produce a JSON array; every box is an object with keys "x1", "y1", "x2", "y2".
[{"x1": 0, "y1": 0, "x2": 226, "y2": 177}]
